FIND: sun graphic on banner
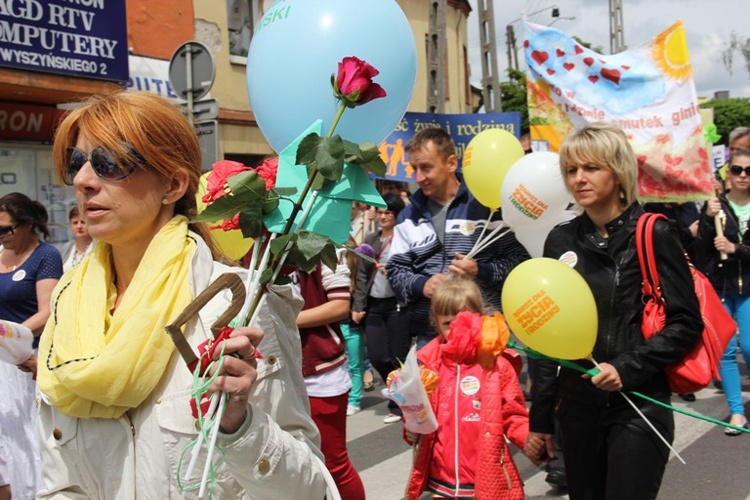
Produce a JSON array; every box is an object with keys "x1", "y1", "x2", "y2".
[{"x1": 652, "y1": 22, "x2": 692, "y2": 82}]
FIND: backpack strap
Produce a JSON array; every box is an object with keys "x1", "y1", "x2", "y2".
[{"x1": 636, "y1": 212, "x2": 668, "y2": 304}]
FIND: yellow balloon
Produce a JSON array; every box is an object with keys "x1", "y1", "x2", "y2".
[
  {"x1": 462, "y1": 129, "x2": 525, "y2": 209},
  {"x1": 196, "y1": 173, "x2": 255, "y2": 261},
  {"x1": 501, "y1": 258, "x2": 597, "y2": 360}
]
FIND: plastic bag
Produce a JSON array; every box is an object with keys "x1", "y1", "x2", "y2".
[
  {"x1": 0, "y1": 320, "x2": 33, "y2": 365},
  {"x1": 382, "y1": 345, "x2": 438, "y2": 434}
]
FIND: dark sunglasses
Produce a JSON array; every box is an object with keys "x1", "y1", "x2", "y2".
[
  {"x1": 0, "y1": 224, "x2": 18, "y2": 237},
  {"x1": 63, "y1": 146, "x2": 144, "y2": 186},
  {"x1": 729, "y1": 165, "x2": 750, "y2": 177}
]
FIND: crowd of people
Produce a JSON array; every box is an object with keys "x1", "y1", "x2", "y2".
[{"x1": 0, "y1": 89, "x2": 748, "y2": 500}]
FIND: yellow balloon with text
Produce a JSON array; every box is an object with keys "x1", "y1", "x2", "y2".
[
  {"x1": 196, "y1": 173, "x2": 255, "y2": 261},
  {"x1": 462, "y1": 128, "x2": 525, "y2": 209},
  {"x1": 501, "y1": 258, "x2": 597, "y2": 360}
]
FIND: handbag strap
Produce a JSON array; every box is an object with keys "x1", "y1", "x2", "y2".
[{"x1": 636, "y1": 212, "x2": 667, "y2": 302}]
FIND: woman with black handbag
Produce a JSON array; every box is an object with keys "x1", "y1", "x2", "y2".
[
  {"x1": 697, "y1": 147, "x2": 750, "y2": 435},
  {"x1": 524, "y1": 122, "x2": 703, "y2": 500}
]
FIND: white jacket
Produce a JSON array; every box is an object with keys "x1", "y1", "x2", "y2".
[{"x1": 36, "y1": 237, "x2": 328, "y2": 499}]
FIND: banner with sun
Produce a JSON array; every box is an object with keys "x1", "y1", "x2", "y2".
[{"x1": 524, "y1": 21, "x2": 713, "y2": 202}]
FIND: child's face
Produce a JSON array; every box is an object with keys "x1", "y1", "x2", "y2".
[{"x1": 436, "y1": 314, "x2": 456, "y2": 339}]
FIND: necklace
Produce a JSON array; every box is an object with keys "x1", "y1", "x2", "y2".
[{"x1": 0, "y1": 242, "x2": 37, "y2": 272}]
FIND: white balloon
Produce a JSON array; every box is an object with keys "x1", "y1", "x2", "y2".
[
  {"x1": 500, "y1": 152, "x2": 571, "y2": 231},
  {"x1": 513, "y1": 209, "x2": 578, "y2": 258}
]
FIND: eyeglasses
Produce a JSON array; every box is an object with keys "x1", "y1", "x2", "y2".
[
  {"x1": 63, "y1": 146, "x2": 144, "y2": 186},
  {"x1": 729, "y1": 165, "x2": 750, "y2": 177},
  {"x1": 0, "y1": 225, "x2": 18, "y2": 237},
  {"x1": 376, "y1": 210, "x2": 395, "y2": 217}
]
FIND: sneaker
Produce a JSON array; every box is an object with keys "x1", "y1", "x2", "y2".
[
  {"x1": 383, "y1": 413, "x2": 402, "y2": 424},
  {"x1": 346, "y1": 405, "x2": 361, "y2": 416}
]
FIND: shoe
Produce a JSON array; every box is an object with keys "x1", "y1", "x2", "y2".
[
  {"x1": 545, "y1": 468, "x2": 567, "y2": 488},
  {"x1": 383, "y1": 413, "x2": 402, "y2": 424},
  {"x1": 678, "y1": 393, "x2": 696, "y2": 402},
  {"x1": 724, "y1": 415, "x2": 748, "y2": 436},
  {"x1": 346, "y1": 405, "x2": 361, "y2": 416},
  {"x1": 363, "y1": 369, "x2": 374, "y2": 391}
]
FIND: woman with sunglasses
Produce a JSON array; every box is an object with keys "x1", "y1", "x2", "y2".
[
  {"x1": 698, "y1": 147, "x2": 750, "y2": 435},
  {"x1": 35, "y1": 91, "x2": 328, "y2": 498},
  {"x1": 0, "y1": 192, "x2": 63, "y2": 500}
]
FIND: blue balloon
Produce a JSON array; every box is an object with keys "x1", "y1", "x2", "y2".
[{"x1": 247, "y1": 0, "x2": 417, "y2": 153}]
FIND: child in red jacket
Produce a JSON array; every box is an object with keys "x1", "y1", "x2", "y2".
[{"x1": 403, "y1": 278, "x2": 530, "y2": 500}]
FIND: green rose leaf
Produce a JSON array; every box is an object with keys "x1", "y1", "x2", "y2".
[
  {"x1": 226, "y1": 170, "x2": 268, "y2": 203},
  {"x1": 193, "y1": 194, "x2": 246, "y2": 223},
  {"x1": 259, "y1": 266, "x2": 274, "y2": 285},
  {"x1": 296, "y1": 231, "x2": 334, "y2": 262},
  {"x1": 297, "y1": 134, "x2": 345, "y2": 182},
  {"x1": 342, "y1": 140, "x2": 386, "y2": 177},
  {"x1": 238, "y1": 206, "x2": 263, "y2": 238},
  {"x1": 320, "y1": 243, "x2": 338, "y2": 272},
  {"x1": 273, "y1": 274, "x2": 292, "y2": 286},
  {"x1": 270, "y1": 233, "x2": 297, "y2": 257}
]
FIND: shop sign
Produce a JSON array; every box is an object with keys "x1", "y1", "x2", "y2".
[
  {"x1": 0, "y1": 0, "x2": 128, "y2": 82},
  {"x1": 0, "y1": 102, "x2": 65, "y2": 141}
]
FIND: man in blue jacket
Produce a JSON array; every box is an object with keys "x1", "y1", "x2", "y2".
[{"x1": 386, "y1": 127, "x2": 529, "y2": 346}]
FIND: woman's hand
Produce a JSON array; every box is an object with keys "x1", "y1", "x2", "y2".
[
  {"x1": 714, "y1": 235, "x2": 737, "y2": 255},
  {"x1": 590, "y1": 362, "x2": 622, "y2": 391},
  {"x1": 209, "y1": 326, "x2": 264, "y2": 434},
  {"x1": 17, "y1": 354, "x2": 37, "y2": 375},
  {"x1": 524, "y1": 431, "x2": 554, "y2": 466},
  {"x1": 705, "y1": 198, "x2": 721, "y2": 217},
  {"x1": 351, "y1": 310, "x2": 366, "y2": 324},
  {"x1": 404, "y1": 429, "x2": 420, "y2": 446}
]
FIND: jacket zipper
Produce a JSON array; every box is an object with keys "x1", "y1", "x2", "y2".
[
  {"x1": 499, "y1": 446, "x2": 513, "y2": 490},
  {"x1": 454, "y1": 363, "x2": 460, "y2": 497}
]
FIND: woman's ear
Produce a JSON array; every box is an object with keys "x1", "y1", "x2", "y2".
[{"x1": 163, "y1": 171, "x2": 190, "y2": 204}]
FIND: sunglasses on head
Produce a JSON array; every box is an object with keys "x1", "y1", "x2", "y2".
[
  {"x1": 0, "y1": 225, "x2": 18, "y2": 237},
  {"x1": 729, "y1": 165, "x2": 750, "y2": 177},
  {"x1": 63, "y1": 146, "x2": 145, "y2": 186}
]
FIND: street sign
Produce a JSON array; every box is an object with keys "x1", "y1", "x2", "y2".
[
  {"x1": 195, "y1": 120, "x2": 219, "y2": 172},
  {"x1": 182, "y1": 99, "x2": 219, "y2": 121},
  {"x1": 168, "y1": 41, "x2": 215, "y2": 108}
]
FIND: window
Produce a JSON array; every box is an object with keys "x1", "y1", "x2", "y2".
[{"x1": 227, "y1": 0, "x2": 272, "y2": 58}]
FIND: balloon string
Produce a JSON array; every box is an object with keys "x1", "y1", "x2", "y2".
[
  {"x1": 589, "y1": 357, "x2": 685, "y2": 464},
  {"x1": 467, "y1": 210, "x2": 496, "y2": 258},
  {"x1": 466, "y1": 222, "x2": 509, "y2": 260},
  {"x1": 507, "y1": 341, "x2": 750, "y2": 435}
]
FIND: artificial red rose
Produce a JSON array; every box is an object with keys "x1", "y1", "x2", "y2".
[
  {"x1": 255, "y1": 156, "x2": 278, "y2": 190},
  {"x1": 210, "y1": 213, "x2": 240, "y2": 232},
  {"x1": 203, "y1": 160, "x2": 251, "y2": 204},
  {"x1": 333, "y1": 56, "x2": 387, "y2": 107},
  {"x1": 441, "y1": 311, "x2": 483, "y2": 363}
]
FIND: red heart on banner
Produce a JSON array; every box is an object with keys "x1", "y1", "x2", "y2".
[
  {"x1": 601, "y1": 68, "x2": 621, "y2": 85},
  {"x1": 563, "y1": 62, "x2": 575, "y2": 71},
  {"x1": 524, "y1": 40, "x2": 530, "y2": 48},
  {"x1": 556, "y1": 48, "x2": 565, "y2": 57},
  {"x1": 547, "y1": 68, "x2": 555, "y2": 75},
  {"x1": 574, "y1": 45, "x2": 584, "y2": 54},
  {"x1": 588, "y1": 75, "x2": 599, "y2": 83},
  {"x1": 583, "y1": 57, "x2": 594, "y2": 67},
  {"x1": 532, "y1": 50, "x2": 549, "y2": 65},
  {"x1": 621, "y1": 65, "x2": 631, "y2": 70}
]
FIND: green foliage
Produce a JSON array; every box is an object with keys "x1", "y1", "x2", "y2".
[
  {"x1": 500, "y1": 68, "x2": 529, "y2": 133},
  {"x1": 699, "y1": 98, "x2": 750, "y2": 145}
]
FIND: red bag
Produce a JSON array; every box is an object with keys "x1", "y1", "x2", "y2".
[{"x1": 636, "y1": 213, "x2": 737, "y2": 394}]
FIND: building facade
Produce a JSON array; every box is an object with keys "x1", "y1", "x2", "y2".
[{"x1": 0, "y1": 0, "x2": 473, "y2": 242}]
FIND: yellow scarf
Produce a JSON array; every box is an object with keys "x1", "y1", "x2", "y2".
[{"x1": 38, "y1": 216, "x2": 196, "y2": 419}]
